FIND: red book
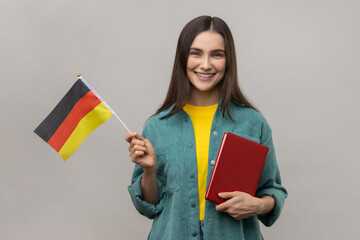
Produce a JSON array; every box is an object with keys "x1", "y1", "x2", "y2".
[{"x1": 205, "y1": 132, "x2": 269, "y2": 204}]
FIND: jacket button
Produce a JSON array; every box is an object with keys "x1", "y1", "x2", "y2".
[
  {"x1": 192, "y1": 232, "x2": 197, "y2": 237},
  {"x1": 208, "y1": 218, "x2": 212, "y2": 222},
  {"x1": 190, "y1": 174, "x2": 195, "y2": 178},
  {"x1": 213, "y1": 131, "x2": 217, "y2": 135},
  {"x1": 188, "y1": 143, "x2": 193, "y2": 148},
  {"x1": 191, "y1": 202, "x2": 196, "y2": 208},
  {"x1": 210, "y1": 160, "x2": 215, "y2": 165}
]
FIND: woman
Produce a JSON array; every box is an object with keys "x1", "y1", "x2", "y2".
[{"x1": 126, "y1": 16, "x2": 287, "y2": 240}]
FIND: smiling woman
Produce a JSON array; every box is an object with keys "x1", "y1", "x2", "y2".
[{"x1": 125, "y1": 16, "x2": 287, "y2": 240}]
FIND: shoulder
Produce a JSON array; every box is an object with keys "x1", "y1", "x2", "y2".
[
  {"x1": 142, "y1": 105, "x2": 181, "y2": 147},
  {"x1": 143, "y1": 104, "x2": 176, "y2": 129},
  {"x1": 229, "y1": 101, "x2": 272, "y2": 138},
  {"x1": 230, "y1": 101, "x2": 267, "y2": 123},
  {"x1": 142, "y1": 113, "x2": 163, "y2": 137}
]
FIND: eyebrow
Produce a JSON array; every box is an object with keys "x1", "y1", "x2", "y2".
[{"x1": 190, "y1": 47, "x2": 225, "y2": 53}]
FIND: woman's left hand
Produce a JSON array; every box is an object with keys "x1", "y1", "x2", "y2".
[{"x1": 215, "y1": 191, "x2": 266, "y2": 220}]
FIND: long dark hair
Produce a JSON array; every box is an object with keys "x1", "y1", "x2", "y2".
[{"x1": 156, "y1": 16, "x2": 258, "y2": 118}]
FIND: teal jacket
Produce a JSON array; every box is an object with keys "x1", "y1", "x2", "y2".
[{"x1": 128, "y1": 101, "x2": 287, "y2": 240}]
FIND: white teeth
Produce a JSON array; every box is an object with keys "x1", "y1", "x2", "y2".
[{"x1": 196, "y1": 73, "x2": 214, "y2": 78}]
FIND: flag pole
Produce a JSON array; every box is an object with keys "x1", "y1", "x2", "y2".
[{"x1": 77, "y1": 73, "x2": 131, "y2": 133}]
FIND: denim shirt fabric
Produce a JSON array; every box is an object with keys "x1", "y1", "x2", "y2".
[{"x1": 128, "y1": 101, "x2": 287, "y2": 240}]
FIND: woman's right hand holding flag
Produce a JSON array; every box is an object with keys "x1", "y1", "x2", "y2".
[
  {"x1": 125, "y1": 132, "x2": 157, "y2": 170},
  {"x1": 125, "y1": 132, "x2": 159, "y2": 205}
]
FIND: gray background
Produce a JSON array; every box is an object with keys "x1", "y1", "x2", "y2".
[{"x1": 1, "y1": 0, "x2": 359, "y2": 239}]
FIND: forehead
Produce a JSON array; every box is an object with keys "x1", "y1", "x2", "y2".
[{"x1": 190, "y1": 31, "x2": 225, "y2": 50}]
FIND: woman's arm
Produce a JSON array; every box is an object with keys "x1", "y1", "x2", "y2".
[
  {"x1": 126, "y1": 132, "x2": 159, "y2": 205},
  {"x1": 140, "y1": 168, "x2": 159, "y2": 205}
]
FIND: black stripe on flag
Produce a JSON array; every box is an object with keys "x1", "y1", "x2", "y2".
[{"x1": 34, "y1": 79, "x2": 91, "y2": 142}]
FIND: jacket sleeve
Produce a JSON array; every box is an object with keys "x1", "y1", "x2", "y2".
[
  {"x1": 255, "y1": 121, "x2": 288, "y2": 227},
  {"x1": 127, "y1": 120, "x2": 166, "y2": 219}
]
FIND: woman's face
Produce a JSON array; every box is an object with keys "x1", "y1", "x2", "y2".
[{"x1": 187, "y1": 31, "x2": 226, "y2": 96}]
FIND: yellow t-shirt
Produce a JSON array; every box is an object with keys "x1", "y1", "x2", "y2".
[{"x1": 183, "y1": 103, "x2": 218, "y2": 221}]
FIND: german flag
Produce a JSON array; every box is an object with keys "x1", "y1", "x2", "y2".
[{"x1": 34, "y1": 77, "x2": 112, "y2": 161}]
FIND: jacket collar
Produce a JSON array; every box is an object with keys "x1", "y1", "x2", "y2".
[
  {"x1": 159, "y1": 104, "x2": 176, "y2": 119},
  {"x1": 233, "y1": 101, "x2": 246, "y2": 107}
]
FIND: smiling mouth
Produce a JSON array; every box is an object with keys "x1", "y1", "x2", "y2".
[{"x1": 195, "y1": 72, "x2": 216, "y2": 78}]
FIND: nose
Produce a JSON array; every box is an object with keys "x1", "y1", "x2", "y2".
[{"x1": 200, "y1": 56, "x2": 212, "y2": 70}]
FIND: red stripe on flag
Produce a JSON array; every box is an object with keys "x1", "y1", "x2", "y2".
[{"x1": 47, "y1": 91, "x2": 101, "y2": 152}]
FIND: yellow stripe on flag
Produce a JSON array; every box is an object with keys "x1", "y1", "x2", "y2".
[{"x1": 58, "y1": 103, "x2": 112, "y2": 160}]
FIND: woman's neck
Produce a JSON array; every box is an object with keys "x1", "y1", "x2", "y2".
[{"x1": 187, "y1": 87, "x2": 220, "y2": 106}]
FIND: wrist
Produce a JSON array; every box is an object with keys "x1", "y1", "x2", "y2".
[
  {"x1": 257, "y1": 195, "x2": 275, "y2": 215},
  {"x1": 257, "y1": 198, "x2": 266, "y2": 215},
  {"x1": 141, "y1": 167, "x2": 157, "y2": 189},
  {"x1": 142, "y1": 155, "x2": 157, "y2": 173},
  {"x1": 143, "y1": 166, "x2": 157, "y2": 176}
]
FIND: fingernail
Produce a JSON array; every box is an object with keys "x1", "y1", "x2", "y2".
[{"x1": 218, "y1": 193, "x2": 224, "y2": 197}]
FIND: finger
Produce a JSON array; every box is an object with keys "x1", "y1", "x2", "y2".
[
  {"x1": 130, "y1": 145, "x2": 147, "y2": 154},
  {"x1": 125, "y1": 132, "x2": 137, "y2": 143},
  {"x1": 132, "y1": 145, "x2": 147, "y2": 154},
  {"x1": 129, "y1": 140, "x2": 147, "y2": 154},
  {"x1": 131, "y1": 138, "x2": 146, "y2": 147},
  {"x1": 133, "y1": 150, "x2": 145, "y2": 158},
  {"x1": 128, "y1": 139, "x2": 143, "y2": 151},
  {"x1": 130, "y1": 151, "x2": 145, "y2": 163},
  {"x1": 215, "y1": 201, "x2": 229, "y2": 212},
  {"x1": 130, "y1": 148, "x2": 145, "y2": 158},
  {"x1": 218, "y1": 192, "x2": 233, "y2": 199},
  {"x1": 129, "y1": 132, "x2": 146, "y2": 142}
]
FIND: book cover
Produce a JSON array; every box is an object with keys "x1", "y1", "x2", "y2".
[{"x1": 205, "y1": 132, "x2": 269, "y2": 204}]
